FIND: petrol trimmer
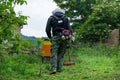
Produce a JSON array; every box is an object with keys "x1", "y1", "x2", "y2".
[{"x1": 63, "y1": 46, "x2": 75, "y2": 66}]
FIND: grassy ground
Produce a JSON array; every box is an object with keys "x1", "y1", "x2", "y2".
[{"x1": 0, "y1": 45, "x2": 120, "y2": 80}]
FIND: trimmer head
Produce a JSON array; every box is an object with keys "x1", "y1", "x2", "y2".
[{"x1": 63, "y1": 61, "x2": 75, "y2": 66}]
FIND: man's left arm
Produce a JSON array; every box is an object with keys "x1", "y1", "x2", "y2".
[{"x1": 66, "y1": 18, "x2": 72, "y2": 33}]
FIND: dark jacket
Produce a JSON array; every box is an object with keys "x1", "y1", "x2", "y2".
[{"x1": 46, "y1": 12, "x2": 72, "y2": 39}]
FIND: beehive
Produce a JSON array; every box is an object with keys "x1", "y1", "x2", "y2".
[{"x1": 41, "y1": 38, "x2": 51, "y2": 57}]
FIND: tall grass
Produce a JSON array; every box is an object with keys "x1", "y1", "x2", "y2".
[
  {"x1": 0, "y1": 53, "x2": 40, "y2": 80},
  {"x1": 0, "y1": 44, "x2": 120, "y2": 80}
]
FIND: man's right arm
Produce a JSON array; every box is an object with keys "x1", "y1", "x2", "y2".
[{"x1": 46, "y1": 17, "x2": 52, "y2": 39}]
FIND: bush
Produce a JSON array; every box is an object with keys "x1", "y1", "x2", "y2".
[{"x1": 77, "y1": 1, "x2": 120, "y2": 43}]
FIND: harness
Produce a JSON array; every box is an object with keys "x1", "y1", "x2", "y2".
[{"x1": 52, "y1": 15, "x2": 72, "y2": 40}]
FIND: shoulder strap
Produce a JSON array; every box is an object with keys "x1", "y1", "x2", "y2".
[{"x1": 52, "y1": 15, "x2": 59, "y2": 20}]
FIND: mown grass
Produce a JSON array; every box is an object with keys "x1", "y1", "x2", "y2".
[{"x1": 0, "y1": 45, "x2": 120, "y2": 80}]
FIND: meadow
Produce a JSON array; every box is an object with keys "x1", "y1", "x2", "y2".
[{"x1": 0, "y1": 45, "x2": 120, "y2": 80}]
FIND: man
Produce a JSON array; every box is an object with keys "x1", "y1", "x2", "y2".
[{"x1": 46, "y1": 8, "x2": 72, "y2": 74}]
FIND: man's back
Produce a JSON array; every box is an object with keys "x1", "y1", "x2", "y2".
[{"x1": 46, "y1": 9, "x2": 72, "y2": 39}]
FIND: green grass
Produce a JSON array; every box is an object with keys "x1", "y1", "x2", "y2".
[{"x1": 0, "y1": 45, "x2": 120, "y2": 80}]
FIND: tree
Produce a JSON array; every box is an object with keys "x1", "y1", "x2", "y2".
[
  {"x1": 54, "y1": 0, "x2": 120, "y2": 43},
  {"x1": 77, "y1": 1, "x2": 120, "y2": 43},
  {"x1": 0, "y1": 0, "x2": 28, "y2": 53},
  {"x1": 53, "y1": 0, "x2": 96, "y2": 29}
]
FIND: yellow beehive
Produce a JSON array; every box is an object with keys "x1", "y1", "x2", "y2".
[{"x1": 41, "y1": 39, "x2": 51, "y2": 57}]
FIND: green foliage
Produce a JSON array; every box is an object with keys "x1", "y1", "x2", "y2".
[
  {"x1": 0, "y1": 54, "x2": 40, "y2": 80},
  {"x1": 20, "y1": 39, "x2": 35, "y2": 49},
  {"x1": 53, "y1": 0, "x2": 96, "y2": 29},
  {"x1": 0, "y1": 0, "x2": 28, "y2": 54},
  {"x1": 54, "y1": 0, "x2": 120, "y2": 43},
  {"x1": 0, "y1": 0, "x2": 28, "y2": 41},
  {"x1": 36, "y1": 38, "x2": 44, "y2": 48},
  {"x1": 77, "y1": 1, "x2": 120, "y2": 43},
  {"x1": 92, "y1": 1, "x2": 120, "y2": 29}
]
